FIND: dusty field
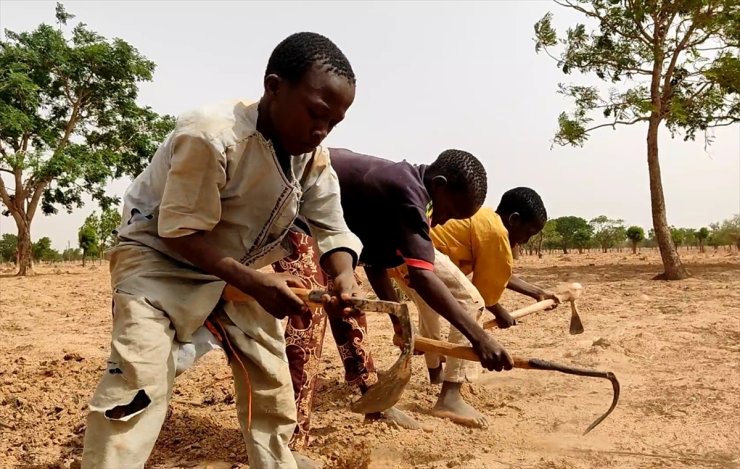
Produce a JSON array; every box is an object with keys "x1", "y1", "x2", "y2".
[{"x1": 1, "y1": 249, "x2": 739, "y2": 469}]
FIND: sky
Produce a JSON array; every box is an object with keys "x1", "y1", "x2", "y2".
[{"x1": 1, "y1": 1, "x2": 738, "y2": 250}]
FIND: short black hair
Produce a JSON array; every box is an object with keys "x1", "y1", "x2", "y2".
[
  {"x1": 428, "y1": 149, "x2": 488, "y2": 207},
  {"x1": 497, "y1": 187, "x2": 547, "y2": 226},
  {"x1": 265, "y1": 32, "x2": 356, "y2": 85}
]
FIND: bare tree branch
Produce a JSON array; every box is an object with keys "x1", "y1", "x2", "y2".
[
  {"x1": 13, "y1": 165, "x2": 24, "y2": 204},
  {"x1": 540, "y1": 46, "x2": 562, "y2": 64},
  {"x1": 20, "y1": 133, "x2": 30, "y2": 153},
  {"x1": 585, "y1": 117, "x2": 648, "y2": 132},
  {"x1": 693, "y1": 44, "x2": 732, "y2": 52},
  {"x1": 0, "y1": 176, "x2": 16, "y2": 212},
  {"x1": 685, "y1": 82, "x2": 713, "y2": 103},
  {"x1": 705, "y1": 119, "x2": 740, "y2": 128},
  {"x1": 661, "y1": 21, "x2": 699, "y2": 109},
  {"x1": 26, "y1": 181, "x2": 48, "y2": 222}
]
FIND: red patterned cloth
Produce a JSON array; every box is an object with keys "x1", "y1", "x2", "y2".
[{"x1": 272, "y1": 230, "x2": 377, "y2": 450}]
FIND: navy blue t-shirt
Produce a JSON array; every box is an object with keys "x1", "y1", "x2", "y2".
[{"x1": 329, "y1": 148, "x2": 435, "y2": 270}]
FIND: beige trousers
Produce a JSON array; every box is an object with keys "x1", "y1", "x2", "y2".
[
  {"x1": 389, "y1": 250, "x2": 485, "y2": 383},
  {"x1": 82, "y1": 246, "x2": 297, "y2": 469}
]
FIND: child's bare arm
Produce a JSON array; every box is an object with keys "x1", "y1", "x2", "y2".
[
  {"x1": 506, "y1": 275, "x2": 560, "y2": 308},
  {"x1": 486, "y1": 303, "x2": 517, "y2": 329},
  {"x1": 408, "y1": 267, "x2": 513, "y2": 372},
  {"x1": 163, "y1": 233, "x2": 307, "y2": 318}
]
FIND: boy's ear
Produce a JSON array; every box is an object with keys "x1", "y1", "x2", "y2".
[
  {"x1": 264, "y1": 74, "x2": 282, "y2": 96},
  {"x1": 431, "y1": 175, "x2": 448, "y2": 188},
  {"x1": 508, "y1": 212, "x2": 522, "y2": 227}
]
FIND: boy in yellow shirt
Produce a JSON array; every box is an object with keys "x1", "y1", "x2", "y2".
[{"x1": 425, "y1": 187, "x2": 558, "y2": 426}]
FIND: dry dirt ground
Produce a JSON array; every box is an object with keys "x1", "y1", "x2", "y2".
[{"x1": 1, "y1": 250, "x2": 739, "y2": 469}]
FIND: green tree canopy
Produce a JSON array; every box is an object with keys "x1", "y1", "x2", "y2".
[
  {"x1": 78, "y1": 213, "x2": 99, "y2": 265},
  {"x1": 553, "y1": 216, "x2": 593, "y2": 253},
  {"x1": 0, "y1": 3, "x2": 175, "y2": 275},
  {"x1": 0, "y1": 233, "x2": 18, "y2": 262},
  {"x1": 695, "y1": 226, "x2": 709, "y2": 252},
  {"x1": 31, "y1": 236, "x2": 53, "y2": 260},
  {"x1": 626, "y1": 225, "x2": 645, "y2": 253},
  {"x1": 534, "y1": 0, "x2": 739, "y2": 279},
  {"x1": 590, "y1": 215, "x2": 627, "y2": 252},
  {"x1": 708, "y1": 214, "x2": 740, "y2": 249}
]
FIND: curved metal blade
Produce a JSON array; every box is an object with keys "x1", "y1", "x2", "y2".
[
  {"x1": 525, "y1": 359, "x2": 620, "y2": 435},
  {"x1": 349, "y1": 303, "x2": 415, "y2": 414}
]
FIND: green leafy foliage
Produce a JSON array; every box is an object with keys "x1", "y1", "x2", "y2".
[
  {"x1": 0, "y1": 4, "x2": 175, "y2": 274},
  {"x1": 534, "y1": 0, "x2": 738, "y2": 279},
  {"x1": 31, "y1": 236, "x2": 54, "y2": 261},
  {"x1": 626, "y1": 225, "x2": 645, "y2": 253},
  {"x1": 626, "y1": 225, "x2": 645, "y2": 242},
  {"x1": 534, "y1": 0, "x2": 739, "y2": 146},
  {"x1": 707, "y1": 214, "x2": 740, "y2": 249},
  {"x1": 590, "y1": 215, "x2": 626, "y2": 252},
  {"x1": 0, "y1": 233, "x2": 18, "y2": 262},
  {"x1": 553, "y1": 216, "x2": 593, "y2": 253},
  {"x1": 78, "y1": 213, "x2": 99, "y2": 264}
]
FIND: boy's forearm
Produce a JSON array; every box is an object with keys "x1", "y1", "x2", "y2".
[
  {"x1": 506, "y1": 275, "x2": 544, "y2": 299},
  {"x1": 487, "y1": 303, "x2": 508, "y2": 317},
  {"x1": 408, "y1": 268, "x2": 486, "y2": 345},
  {"x1": 364, "y1": 265, "x2": 401, "y2": 328},
  {"x1": 320, "y1": 249, "x2": 355, "y2": 278},
  {"x1": 162, "y1": 233, "x2": 262, "y2": 294},
  {"x1": 364, "y1": 266, "x2": 399, "y2": 302}
]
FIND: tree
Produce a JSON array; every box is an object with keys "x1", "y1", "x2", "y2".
[
  {"x1": 0, "y1": 3, "x2": 175, "y2": 276},
  {"x1": 553, "y1": 216, "x2": 593, "y2": 253},
  {"x1": 31, "y1": 236, "x2": 53, "y2": 261},
  {"x1": 670, "y1": 225, "x2": 686, "y2": 249},
  {"x1": 78, "y1": 214, "x2": 99, "y2": 266},
  {"x1": 0, "y1": 233, "x2": 18, "y2": 263},
  {"x1": 590, "y1": 215, "x2": 627, "y2": 252},
  {"x1": 541, "y1": 219, "x2": 563, "y2": 253},
  {"x1": 535, "y1": 0, "x2": 739, "y2": 279},
  {"x1": 696, "y1": 226, "x2": 709, "y2": 252},
  {"x1": 98, "y1": 206, "x2": 122, "y2": 251},
  {"x1": 626, "y1": 225, "x2": 645, "y2": 254},
  {"x1": 708, "y1": 214, "x2": 740, "y2": 250},
  {"x1": 62, "y1": 246, "x2": 82, "y2": 262},
  {"x1": 681, "y1": 227, "x2": 697, "y2": 249}
]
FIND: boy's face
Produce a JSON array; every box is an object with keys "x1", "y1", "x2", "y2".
[
  {"x1": 507, "y1": 215, "x2": 545, "y2": 247},
  {"x1": 430, "y1": 187, "x2": 480, "y2": 227},
  {"x1": 264, "y1": 64, "x2": 355, "y2": 156}
]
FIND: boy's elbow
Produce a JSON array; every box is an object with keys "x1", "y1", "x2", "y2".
[{"x1": 407, "y1": 267, "x2": 434, "y2": 292}]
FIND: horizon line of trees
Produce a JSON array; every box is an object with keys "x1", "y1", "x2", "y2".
[
  {"x1": 2, "y1": 211, "x2": 738, "y2": 265},
  {"x1": 522, "y1": 213, "x2": 740, "y2": 257},
  {"x1": 0, "y1": 205, "x2": 120, "y2": 265}
]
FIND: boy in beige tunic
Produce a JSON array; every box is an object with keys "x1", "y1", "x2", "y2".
[{"x1": 81, "y1": 32, "x2": 362, "y2": 469}]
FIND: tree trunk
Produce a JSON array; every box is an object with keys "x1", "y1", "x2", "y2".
[
  {"x1": 631, "y1": 241, "x2": 637, "y2": 254},
  {"x1": 512, "y1": 244, "x2": 521, "y2": 260},
  {"x1": 537, "y1": 234, "x2": 543, "y2": 259},
  {"x1": 16, "y1": 221, "x2": 34, "y2": 276},
  {"x1": 82, "y1": 252, "x2": 87, "y2": 267},
  {"x1": 646, "y1": 119, "x2": 689, "y2": 280}
]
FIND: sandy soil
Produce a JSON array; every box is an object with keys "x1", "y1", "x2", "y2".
[{"x1": 1, "y1": 249, "x2": 739, "y2": 469}]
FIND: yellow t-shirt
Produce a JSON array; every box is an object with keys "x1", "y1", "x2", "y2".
[{"x1": 430, "y1": 207, "x2": 513, "y2": 307}]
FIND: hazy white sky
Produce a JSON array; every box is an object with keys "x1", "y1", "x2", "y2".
[{"x1": 1, "y1": 1, "x2": 738, "y2": 250}]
